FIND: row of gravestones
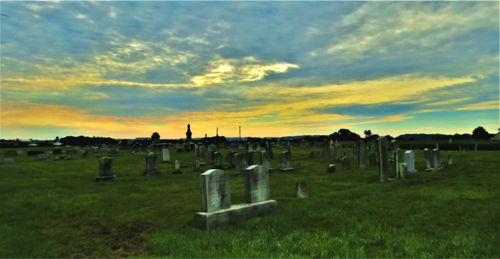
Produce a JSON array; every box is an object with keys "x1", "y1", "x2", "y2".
[{"x1": 96, "y1": 148, "x2": 296, "y2": 181}]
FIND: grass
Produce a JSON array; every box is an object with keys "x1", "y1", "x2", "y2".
[{"x1": 0, "y1": 145, "x2": 499, "y2": 258}]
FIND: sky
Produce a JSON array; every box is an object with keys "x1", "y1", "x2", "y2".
[{"x1": 0, "y1": 1, "x2": 499, "y2": 140}]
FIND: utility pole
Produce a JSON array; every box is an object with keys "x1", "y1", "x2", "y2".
[{"x1": 239, "y1": 125, "x2": 241, "y2": 142}]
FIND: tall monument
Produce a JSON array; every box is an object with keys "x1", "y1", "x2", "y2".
[{"x1": 186, "y1": 124, "x2": 192, "y2": 141}]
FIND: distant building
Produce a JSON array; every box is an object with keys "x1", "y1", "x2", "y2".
[{"x1": 186, "y1": 124, "x2": 192, "y2": 141}]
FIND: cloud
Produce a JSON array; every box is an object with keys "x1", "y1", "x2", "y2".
[
  {"x1": 326, "y1": 2, "x2": 498, "y2": 59},
  {"x1": 190, "y1": 56, "x2": 299, "y2": 86},
  {"x1": 456, "y1": 100, "x2": 498, "y2": 111}
]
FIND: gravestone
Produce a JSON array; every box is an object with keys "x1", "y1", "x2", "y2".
[
  {"x1": 2, "y1": 158, "x2": 14, "y2": 164},
  {"x1": 358, "y1": 140, "x2": 367, "y2": 169},
  {"x1": 212, "y1": 152, "x2": 222, "y2": 169},
  {"x1": 280, "y1": 151, "x2": 294, "y2": 172},
  {"x1": 404, "y1": 150, "x2": 417, "y2": 175},
  {"x1": 195, "y1": 167, "x2": 277, "y2": 230},
  {"x1": 265, "y1": 141, "x2": 274, "y2": 159},
  {"x1": 193, "y1": 160, "x2": 203, "y2": 172},
  {"x1": 447, "y1": 154, "x2": 453, "y2": 166},
  {"x1": 4, "y1": 150, "x2": 18, "y2": 157},
  {"x1": 398, "y1": 163, "x2": 408, "y2": 179},
  {"x1": 37, "y1": 153, "x2": 49, "y2": 160},
  {"x1": 96, "y1": 157, "x2": 116, "y2": 181},
  {"x1": 172, "y1": 160, "x2": 182, "y2": 174},
  {"x1": 424, "y1": 148, "x2": 433, "y2": 170},
  {"x1": 309, "y1": 151, "x2": 315, "y2": 159},
  {"x1": 234, "y1": 153, "x2": 248, "y2": 175},
  {"x1": 341, "y1": 155, "x2": 351, "y2": 170},
  {"x1": 244, "y1": 165, "x2": 270, "y2": 203},
  {"x1": 27, "y1": 150, "x2": 44, "y2": 156},
  {"x1": 162, "y1": 148, "x2": 171, "y2": 163},
  {"x1": 368, "y1": 152, "x2": 378, "y2": 167},
  {"x1": 143, "y1": 152, "x2": 161, "y2": 176},
  {"x1": 433, "y1": 149, "x2": 442, "y2": 169},
  {"x1": 227, "y1": 152, "x2": 237, "y2": 169},
  {"x1": 335, "y1": 142, "x2": 343, "y2": 161},
  {"x1": 260, "y1": 150, "x2": 273, "y2": 171},
  {"x1": 326, "y1": 164, "x2": 336, "y2": 173},
  {"x1": 323, "y1": 139, "x2": 330, "y2": 163},
  {"x1": 199, "y1": 169, "x2": 231, "y2": 213},
  {"x1": 378, "y1": 137, "x2": 389, "y2": 183},
  {"x1": 296, "y1": 182, "x2": 308, "y2": 198},
  {"x1": 246, "y1": 152, "x2": 256, "y2": 165}
]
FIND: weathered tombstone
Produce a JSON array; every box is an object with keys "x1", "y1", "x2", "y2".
[
  {"x1": 37, "y1": 153, "x2": 49, "y2": 160},
  {"x1": 260, "y1": 151, "x2": 273, "y2": 171},
  {"x1": 398, "y1": 163, "x2": 408, "y2": 179},
  {"x1": 326, "y1": 164, "x2": 336, "y2": 173},
  {"x1": 64, "y1": 150, "x2": 72, "y2": 160},
  {"x1": 199, "y1": 169, "x2": 231, "y2": 213},
  {"x1": 234, "y1": 153, "x2": 248, "y2": 175},
  {"x1": 96, "y1": 157, "x2": 116, "y2": 181},
  {"x1": 433, "y1": 149, "x2": 442, "y2": 169},
  {"x1": 296, "y1": 182, "x2": 308, "y2": 198},
  {"x1": 474, "y1": 143, "x2": 478, "y2": 151},
  {"x1": 368, "y1": 152, "x2": 378, "y2": 167},
  {"x1": 244, "y1": 165, "x2": 270, "y2": 203},
  {"x1": 404, "y1": 150, "x2": 417, "y2": 175},
  {"x1": 335, "y1": 141, "x2": 343, "y2": 161},
  {"x1": 2, "y1": 158, "x2": 15, "y2": 164},
  {"x1": 447, "y1": 154, "x2": 453, "y2": 166},
  {"x1": 195, "y1": 168, "x2": 277, "y2": 230},
  {"x1": 227, "y1": 152, "x2": 236, "y2": 169},
  {"x1": 265, "y1": 141, "x2": 273, "y2": 159},
  {"x1": 212, "y1": 152, "x2": 222, "y2": 169},
  {"x1": 358, "y1": 140, "x2": 367, "y2": 169},
  {"x1": 172, "y1": 160, "x2": 182, "y2": 174},
  {"x1": 143, "y1": 152, "x2": 161, "y2": 176},
  {"x1": 424, "y1": 148, "x2": 433, "y2": 170},
  {"x1": 27, "y1": 150, "x2": 44, "y2": 156},
  {"x1": 280, "y1": 151, "x2": 294, "y2": 172},
  {"x1": 4, "y1": 150, "x2": 18, "y2": 157},
  {"x1": 193, "y1": 160, "x2": 203, "y2": 172},
  {"x1": 162, "y1": 148, "x2": 171, "y2": 163},
  {"x1": 341, "y1": 155, "x2": 351, "y2": 170},
  {"x1": 246, "y1": 152, "x2": 256, "y2": 165},
  {"x1": 378, "y1": 137, "x2": 389, "y2": 183},
  {"x1": 323, "y1": 139, "x2": 330, "y2": 163},
  {"x1": 393, "y1": 148, "x2": 400, "y2": 179}
]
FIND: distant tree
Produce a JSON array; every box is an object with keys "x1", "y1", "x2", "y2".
[
  {"x1": 55, "y1": 136, "x2": 59, "y2": 142},
  {"x1": 330, "y1": 129, "x2": 361, "y2": 141},
  {"x1": 472, "y1": 126, "x2": 490, "y2": 139},
  {"x1": 151, "y1": 132, "x2": 160, "y2": 142},
  {"x1": 364, "y1": 130, "x2": 372, "y2": 137}
]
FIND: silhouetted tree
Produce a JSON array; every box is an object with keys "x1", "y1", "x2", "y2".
[
  {"x1": 364, "y1": 130, "x2": 372, "y2": 137},
  {"x1": 472, "y1": 126, "x2": 490, "y2": 139},
  {"x1": 151, "y1": 132, "x2": 160, "y2": 142},
  {"x1": 330, "y1": 129, "x2": 361, "y2": 141}
]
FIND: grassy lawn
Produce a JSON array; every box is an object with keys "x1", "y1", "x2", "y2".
[{"x1": 1, "y1": 145, "x2": 499, "y2": 258}]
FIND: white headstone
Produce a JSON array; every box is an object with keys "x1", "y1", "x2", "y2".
[
  {"x1": 404, "y1": 150, "x2": 417, "y2": 174},
  {"x1": 200, "y1": 169, "x2": 231, "y2": 212},
  {"x1": 244, "y1": 165, "x2": 270, "y2": 203},
  {"x1": 162, "y1": 148, "x2": 170, "y2": 162}
]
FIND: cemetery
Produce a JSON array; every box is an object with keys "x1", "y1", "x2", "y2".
[{"x1": 0, "y1": 137, "x2": 499, "y2": 257}]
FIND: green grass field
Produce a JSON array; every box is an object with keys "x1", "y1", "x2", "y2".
[{"x1": 1, "y1": 146, "x2": 499, "y2": 258}]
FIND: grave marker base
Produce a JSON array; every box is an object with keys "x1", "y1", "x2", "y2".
[
  {"x1": 96, "y1": 175, "x2": 116, "y2": 182},
  {"x1": 195, "y1": 200, "x2": 277, "y2": 230}
]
